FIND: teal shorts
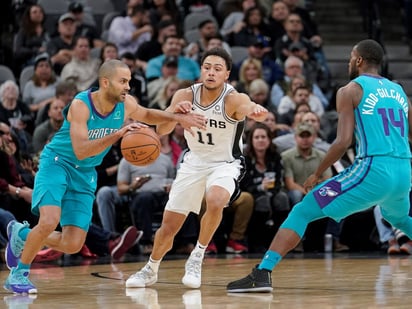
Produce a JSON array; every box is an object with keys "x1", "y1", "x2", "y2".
[
  {"x1": 32, "y1": 152, "x2": 97, "y2": 231},
  {"x1": 311, "y1": 156, "x2": 411, "y2": 222}
]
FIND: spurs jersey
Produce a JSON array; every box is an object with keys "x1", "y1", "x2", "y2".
[{"x1": 184, "y1": 83, "x2": 245, "y2": 163}]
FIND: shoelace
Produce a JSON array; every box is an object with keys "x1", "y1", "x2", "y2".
[
  {"x1": 131, "y1": 265, "x2": 153, "y2": 279},
  {"x1": 12, "y1": 221, "x2": 29, "y2": 255},
  {"x1": 186, "y1": 258, "x2": 201, "y2": 277},
  {"x1": 12, "y1": 269, "x2": 34, "y2": 286}
]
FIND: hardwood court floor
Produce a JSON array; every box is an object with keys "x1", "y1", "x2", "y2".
[{"x1": 1, "y1": 252, "x2": 412, "y2": 308}]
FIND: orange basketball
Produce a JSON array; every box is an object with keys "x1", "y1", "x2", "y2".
[{"x1": 120, "y1": 128, "x2": 161, "y2": 166}]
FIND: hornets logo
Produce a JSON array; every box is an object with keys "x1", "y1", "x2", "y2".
[{"x1": 318, "y1": 186, "x2": 338, "y2": 197}]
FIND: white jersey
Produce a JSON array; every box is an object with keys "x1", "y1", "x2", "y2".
[{"x1": 184, "y1": 83, "x2": 245, "y2": 163}]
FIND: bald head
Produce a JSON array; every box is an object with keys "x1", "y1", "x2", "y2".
[{"x1": 98, "y1": 59, "x2": 129, "y2": 80}]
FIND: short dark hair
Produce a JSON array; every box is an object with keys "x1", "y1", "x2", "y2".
[
  {"x1": 200, "y1": 47, "x2": 232, "y2": 71},
  {"x1": 355, "y1": 39, "x2": 384, "y2": 66}
]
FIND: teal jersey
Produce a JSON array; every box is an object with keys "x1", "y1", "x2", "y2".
[
  {"x1": 42, "y1": 88, "x2": 125, "y2": 167},
  {"x1": 353, "y1": 74, "x2": 411, "y2": 159}
]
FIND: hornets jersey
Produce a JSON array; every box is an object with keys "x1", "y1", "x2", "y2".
[
  {"x1": 42, "y1": 88, "x2": 125, "y2": 167},
  {"x1": 184, "y1": 83, "x2": 245, "y2": 163},
  {"x1": 353, "y1": 75, "x2": 411, "y2": 159}
]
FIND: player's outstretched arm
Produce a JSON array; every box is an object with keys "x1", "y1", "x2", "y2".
[
  {"x1": 227, "y1": 92, "x2": 268, "y2": 122},
  {"x1": 124, "y1": 92, "x2": 206, "y2": 136}
]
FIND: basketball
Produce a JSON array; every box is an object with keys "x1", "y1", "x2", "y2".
[{"x1": 120, "y1": 128, "x2": 161, "y2": 166}]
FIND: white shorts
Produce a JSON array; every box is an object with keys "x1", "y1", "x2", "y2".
[{"x1": 165, "y1": 153, "x2": 242, "y2": 215}]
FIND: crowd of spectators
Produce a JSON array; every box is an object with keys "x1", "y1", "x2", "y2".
[{"x1": 1, "y1": 0, "x2": 411, "y2": 262}]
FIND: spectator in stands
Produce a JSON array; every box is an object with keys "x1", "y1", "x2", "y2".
[
  {"x1": 159, "y1": 123, "x2": 187, "y2": 167},
  {"x1": 232, "y1": 37, "x2": 283, "y2": 87},
  {"x1": 120, "y1": 52, "x2": 149, "y2": 107},
  {"x1": 46, "y1": 13, "x2": 77, "y2": 75},
  {"x1": 185, "y1": 19, "x2": 231, "y2": 65},
  {"x1": 248, "y1": 78, "x2": 275, "y2": 114},
  {"x1": 150, "y1": 76, "x2": 181, "y2": 110},
  {"x1": 233, "y1": 57, "x2": 263, "y2": 94},
  {"x1": 22, "y1": 53, "x2": 59, "y2": 114},
  {"x1": 225, "y1": 6, "x2": 272, "y2": 49},
  {"x1": 278, "y1": 84, "x2": 324, "y2": 126},
  {"x1": 281, "y1": 122, "x2": 332, "y2": 207},
  {"x1": 270, "y1": 55, "x2": 328, "y2": 109},
  {"x1": 220, "y1": 0, "x2": 257, "y2": 37},
  {"x1": 147, "y1": 56, "x2": 179, "y2": 103},
  {"x1": 0, "y1": 122, "x2": 36, "y2": 225},
  {"x1": 136, "y1": 19, "x2": 178, "y2": 68},
  {"x1": 116, "y1": 152, "x2": 177, "y2": 254},
  {"x1": 13, "y1": 3, "x2": 50, "y2": 71},
  {"x1": 32, "y1": 98, "x2": 65, "y2": 153},
  {"x1": 146, "y1": 35, "x2": 200, "y2": 81},
  {"x1": 0, "y1": 81, "x2": 32, "y2": 131},
  {"x1": 34, "y1": 80, "x2": 77, "y2": 127},
  {"x1": 68, "y1": 1, "x2": 104, "y2": 48},
  {"x1": 267, "y1": 0, "x2": 290, "y2": 43},
  {"x1": 148, "y1": 0, "x2": 181, "y2": 27},
  {"x1": 241, "y1": 122, "x2": 289, "y2": 253},
  {"x1": 180, "y1": 0, "x2": 220, "y2": 19},
  {"x1": 99, "y1": 42, "x2": 119, "y2": 63},
  {"x1": 263, "y1": 111, "x2": 291, "y2": 139},
  {"x1": 108, "y1": 4, "x2": 153, "y2": 56},
  {"x1": 60, "y1": 36, "x2": 101, "y2": 91}
]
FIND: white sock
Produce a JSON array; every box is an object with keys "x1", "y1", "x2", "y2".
[
  {"x1": 147, "y1": 256, "x2": 161, "y2": 273},
  {"x1": 191, "y1": 241, "x2": 206, "y2": 259}
]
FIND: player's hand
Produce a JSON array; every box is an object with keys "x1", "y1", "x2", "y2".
[
  {"x1": 177, "y1": 112, "x2": 207, "y2": 136},
  {"x1": 303, "y1": 174, "x2": 320, "y2": 193},
  {"x1": 119, "y1": 122, "x2": 148, "y2": 136},
  {"x1": 174, "y1": 101, "x2": 193, "y2": 114},
  {"x1": 248, "y1": 105, "x2": 268, "y2": 121}
]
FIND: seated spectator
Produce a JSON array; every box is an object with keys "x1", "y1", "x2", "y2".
[
  {"x1": 136, "y1": 19, "x2": 178, "y2": 68},
  {"x1": 148, "y1": 56, "x2": 179, "y2": 104},
  {"x1": 35, "y1": 80, "x2": 77, "y2": 127},
  {"x1": 99, "y1": 42, "x2": 119, "y2": 63},
  {"x1": 149, "y1": 76, "x2": 181, "y2": 110},
  {"x1": 277, "y1": 75, "x2": 324, "y2": 118},
  {"x1": 116, "y1": 152, "x2": 177, "y2": 254},
  {"x1": 231, "y1": 37, "x2": 283, "y2": 88},
  {"x1": 267, "y1": 0, "x2": 290, "y2": 43},
  {"x1": 13, "y1": 3, "x2": 50, "y2": 71},
  {"x1": 270, "y1": 55, "x2": 328, "y2": 109},
  {"x1": 159, "y1": 123, "x2": 187, "y2": 168},
  {"x1": 32, "y1": 98, "x2": 65, "y2": 153},
  {"x1": 68, "y1": 1, "x2": 105, "y2": 48},
  {"x1": 120, "y1": 52, "x2": 149, "y2": 107},
  {"x1": 184, "y1": 19, "x2": 231, "y2": 65},
  {"x1": 46, "y1": 13, "x2": 77, "y2": 75},
  {"x1": 262, "y1": 111, "x2": 291, "y2": 139},
  {"x1": 147, "y1": 0, "x2": 181, "y2": 27},
  {"x1": 0, "y1": 122, "x2": 36, "y2": 225},
  {"x1": 60, "y1": 36, "x2": 101, "y2": 91},
  {"x1": 281, "y1": 122, "x2": 332, "y2": 207},
  {"x1": 22, "y1": 53, "x2": 59, "y2": 114},
  {"x1": 145, "y1": 35, "x2": 200, "y2": 81},
  {"x1": 220, "y1": 0, "x2": 257, "y2": 37},
  {"x1": 242, "y1": 123, "x2": 290, "y2": 253},
  {"x1": 225, "y1": 6, "x2": 272, "y2": 49},
  {"x1": 248, "y1": 78, "x2": 274, "y2": 114},
  {"x1": 232, "y1": 57, "x2": 263, "y2": 94},
  {"x1": 0, "y1": 81, "x2": 32, "y2": 132},
  {"x1": 108, "y1": 4, "x2": 153, "y2": 56}
]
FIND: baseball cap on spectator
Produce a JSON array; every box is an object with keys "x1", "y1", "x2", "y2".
[
  {"x1": 59, "y1": 13, "x2": 75, "y2": 23},
  {"x1": 68, "y1": 2, "x2": 84, "y2": 13},
  {"x1": 289, "y1": 42, "x2": 305, "y2": 52},
  {"x1": 251, "y1": 37, "x2": 265, "y2": 48},
  {"x1": 295, "y1": 122, "x2": 315, "y2": 136},
  {"x1": 34, "y1": 52, "x2": 51, "y2": 68},
  {"x1": 163, "y1": 56, "x2": 178, "y2": 67}
]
